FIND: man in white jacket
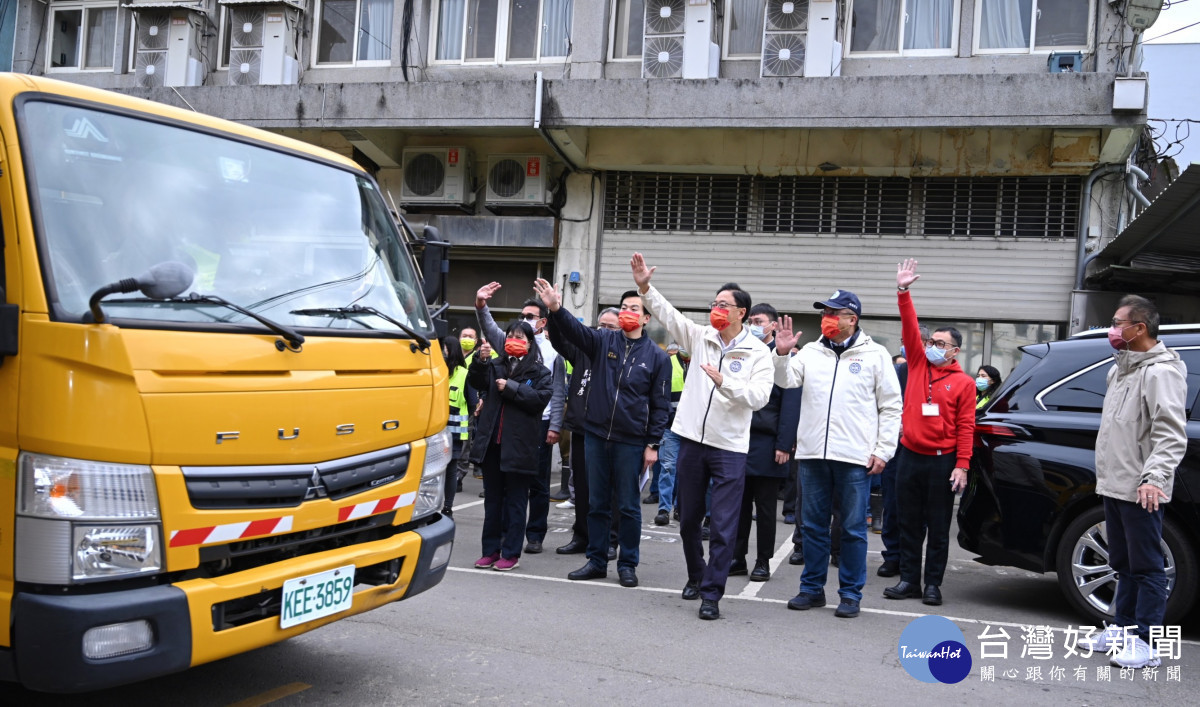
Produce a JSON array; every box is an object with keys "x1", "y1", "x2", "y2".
[
  {"x1": 632, "y1": 253, "x2": 774, "y2": 621},
  {"x1": 1080, "y1": 295, "x2": 1187, "y2": 669},
  {"x1": 773, "y1": 290, "x2": 902, "y2": 618}
]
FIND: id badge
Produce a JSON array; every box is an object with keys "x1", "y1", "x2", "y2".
[{"x1": 922, "y1": 403, "x2": 939, "y2": 417}]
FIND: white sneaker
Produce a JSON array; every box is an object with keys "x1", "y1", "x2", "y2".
[
  {"x1": 1079, "y1": 624, "x2": 1127, "y2": 652},
  {"x1": 1110, "y1": 636, "x2": 1161, "y2": 669},
  {"x1": 556, "y1": 500, "x2": 575, "y2": 509}
]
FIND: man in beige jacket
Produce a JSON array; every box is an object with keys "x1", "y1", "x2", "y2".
[{"x1": 1083, "y1": 295, "x2": 1187, "y2": 670}]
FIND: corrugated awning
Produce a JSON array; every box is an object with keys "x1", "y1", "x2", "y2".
[
  {"x1": 218, "y1": 0, "x2": 306, "y2": 8},
  {"x1": 1086, "y1": 163, "x2": 1200, "y2": 294},
  {"x1": 122, "y1": 1, "x2": 207, "y2": 9}
]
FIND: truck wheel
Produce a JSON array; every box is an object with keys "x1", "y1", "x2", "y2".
[{"x1": 1055, "y1": 505, "x2": 1197, "y2": 625}]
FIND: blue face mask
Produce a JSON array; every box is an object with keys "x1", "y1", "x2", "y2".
[
  {"x1": 975, "y1": 376, "x2": 989, "y2": 391},
  {"x1": 748, "y1": 323, "x2": 766, "y2": 340},
  {"x1": 925, "y1": 346, "x2": 948, "y2": 365}
]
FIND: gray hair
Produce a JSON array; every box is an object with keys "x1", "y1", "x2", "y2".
[
  {"x1": 599, "y1": 307, "x2": 620, "y2": 319},
  {"x1": 1118, "y1": 294, "x2": 1160, "y2": 338}
]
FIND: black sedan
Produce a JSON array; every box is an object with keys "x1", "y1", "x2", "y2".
[{"x1": 958, "y1": 326, "x2": 1200, "y2": 624}]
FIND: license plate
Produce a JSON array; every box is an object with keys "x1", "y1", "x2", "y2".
[{"x1": 280, "y1": 564, "x2": 355, "y2": 629}]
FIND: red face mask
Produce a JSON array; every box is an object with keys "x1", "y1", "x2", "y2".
[
  {"x1": 710, "y1": 307, "x2": 731, "y2": 330},
  {"x1": 821, "y1": 315, "x2": 843, "y2": 339},
  {"x1": 504, "y1": 338, "x2": 529, "y2": 357},
  {"x1": 618, "y1": 310, "x2": 642, "y2": 332}
]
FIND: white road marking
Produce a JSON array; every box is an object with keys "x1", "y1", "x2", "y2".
[
  {"x1": 737, "y1": 537, "x2": 795, "y2": 599},
  {"x1": 452, "y1": 499, "x2": 485, "y2": 511},
  {"x1": 445, "y1": 566, "x2": 1200, "y2": 646}
]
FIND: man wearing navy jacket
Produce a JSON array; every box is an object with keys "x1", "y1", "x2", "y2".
[{"x1": 534, "y1": 278, "x2": 672, "y2": 589}]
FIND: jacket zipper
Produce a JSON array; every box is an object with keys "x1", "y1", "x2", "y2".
[
  {"x1": 822, "y1": 350, "x2": 840, "y2": 459},
  {"x1": 606, "y1": 339, "x2": 635, "y2": 439},
  {"x1": 699, "y1": 349, "x2": 726, "y2": 445}
]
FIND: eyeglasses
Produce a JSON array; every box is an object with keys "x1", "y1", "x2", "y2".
[
  {"x1": 1111, "y1": 318, "x2": 1143, "y2": 328},
  {"x1": 927, "y1": 339, "x2": 957, "y2": 350},
  {"x1": 821, "y1": 309, "x2": 855, "y2": 318},
  {"x1": 520, "y1": 313, "x2": 541, "y2": 322},
  {"x1": 709, "y1": 301, "x2": 737, "y2": 311}
]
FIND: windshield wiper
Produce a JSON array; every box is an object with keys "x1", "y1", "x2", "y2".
[
  {"x1": 290, "y1": 305, "x2": 431, "y2": 352},
  {"x1": 182, "y1": 293, "x2": 305, "y2": 352}
]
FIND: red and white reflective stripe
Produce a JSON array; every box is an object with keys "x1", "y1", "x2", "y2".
[
  {"x1": 169, "y1": 516, "x2": 294, "y2": 548},
  {"x1": 337, "y1": 492, "x2": 416, "y2": 523}
]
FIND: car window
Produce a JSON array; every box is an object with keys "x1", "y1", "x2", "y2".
[
  {"x1": 1041, "y1": 359, "x2": 1113, "y2": 413},
  {"x1": 1178, "y1": 348, "x2": 1200, "y2": 418}
]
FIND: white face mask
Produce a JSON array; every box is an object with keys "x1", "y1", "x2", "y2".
[{"x1": 748, "y1": 323, "x2": 766, "y2": 341}]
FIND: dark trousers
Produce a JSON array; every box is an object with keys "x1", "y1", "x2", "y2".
[
  {"x1": 480, "y1": 443, "x2": 533, "y2": 559},
  {"x1": 880, "y1": 454, "x2": 901, "y2": 564},
  {"x1": 677, "y1": 437, "x2": 747, "y2": 601},
  {"x1": 525, "y1": 419, "x2": 553, "y2": 543},
  {"x1": 583, "y1": 433, "x2": 644, "y2": 570},
  {"x1": 782, "y1": 460, "x2": 798, "y2": 515},
  {"x1": 442, "y1": 438, "x2": 463, "y2": 511},
  {"x1": 456, "y1": 415, "x2": 477, "y2": 477},
  {"x1": 1104, "y1": 496, "x2": 1168, "y2": 642},
  {"x1": 570, "y1": 435, "x2": 620, "y2": 546},
  {"x1": 737, "y1": 476, "x2": 782, "y2": 562},
  {"x1": 791, "y1": 461, "x2": 804, "y2": 547},
  {"x1": 896, "y1": 446, "x2": 957, "y2": 587}
]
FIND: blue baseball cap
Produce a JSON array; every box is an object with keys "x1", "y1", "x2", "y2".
[{"x1": 813, "y1": 290, "x2": 862, "y2": 317}]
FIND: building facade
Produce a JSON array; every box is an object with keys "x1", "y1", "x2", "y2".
[{"x1": 7, "y1": 0, "x2": 1156, "y2": 376}]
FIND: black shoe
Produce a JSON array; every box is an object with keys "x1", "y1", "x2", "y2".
[
  {"x1": 701, "y1": 525, "x2": 710, "y2": 541},
  {"x1": 834, "y1": 598, "x2": 860, "y2": 618},
  {"x1": 787, "y1": 592, "x2": 826, "y2": 611},
  {"x1": 550, "y1": 490, "x2": 571, "y2": 502},
  {"x1": 524, "y1": 540, "x2": 543, "y2": 554},
  {"x1": 673, "y1": 507, "x2": 680, "y2": 521},
  {"x1": 728, "y1": 558, "x2": 748, "y2": 576},
  {"x1": 567, "y1": 563, "x2": 607, "y2": 581},
  {"x1": 922, "y1": 585, "x2": 943, "y2": 606},
  {"x1": 607, "y1": 545, "x2": 618, "y2": 561},
  {"x1": 442, "y1": 507, "x2": 453, "y2": 517},
  {"x1": 642, "y1": 492, "x2": 659, "y2": 505},
  {"x1": 699, "y1": 599, "x2": 720, "y2": 620},
  {"x1": 555, "y1": 538, "x2": 586, "y2": 555},
  {"x1": 783, "y1": 512, "x2": 796, "y2": 525},
  {"x1": 788, "y1": 546, "x2": 805, "y2": 566},
  {"x1": 681, "y1": 580, "x2": 701, "y2": 600},
  {"x1": 478, "y1": 490, "x2": 486, "y2": 497},
  {"x1": 877, "y1": 560, "x2": 900, "y2": 577},
  {"x1": 618, "y1": 568, "x2": 638, "y2": 587},
  {"x1": 829, "y1": 552, "x2": 839, "y2": 568},
  {"x1": 654, "y1": 509, "x2": 670, "y2": 526},
  {"x1": 883, "y1": 580, "x2": 922, "y2": 599},
  {"x1": 749, "y1": 559, "x2": 770, "y2": 582}
]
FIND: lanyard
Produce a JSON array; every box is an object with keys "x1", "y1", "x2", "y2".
[{"x1": 926, "y1": 366, "x2": 954, "y2": 404}]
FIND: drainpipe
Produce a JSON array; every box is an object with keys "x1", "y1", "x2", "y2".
[
  {"x1": 1075, "y1": 164, "x2": 1126, "y2": 290},
  {"x1": 1125, "y1": 164, "x2": 1152, "y2": 209}
]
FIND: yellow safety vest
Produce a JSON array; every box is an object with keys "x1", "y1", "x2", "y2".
[
  {"x1": 448, "y1": 365, "x2": 469, "y2": 440},
  {"x1": 670, "y1": 355, "x2": 685, "y2": 393}
]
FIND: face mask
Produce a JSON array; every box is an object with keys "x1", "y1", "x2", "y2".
[
  {"x1": 925, "y1": 346, "x2": 947, "y2": 365},
  {"x1": 748, "y1": 323, "x2": 765, "y2": 340},
  {"x1": 460, "y1": 338, "x2": 476, "y2": 353},
  {"x1": 504, "y1": 338, "x2": 529, "y2": 357},
  {"x1": 677, "y1": 349, "x2": 690, "y2": 362},
  {"x1": 1108, "y1": 324, "x2": 1135, "y2": 351},
  {"x1": 618, "y1": 310, "x2": 642, "y2": 332},
  {"x1": 820, "y1": 316, "x2": 842, "y2": 339},
  {"x1": 975, "y1": 376, "x2": 989, "y2": 391},
  {"x1": 709, "y1": 307, "x2": 730, "y2": 330}
]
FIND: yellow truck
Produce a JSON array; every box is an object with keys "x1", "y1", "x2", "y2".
[{"x1": 0, "y1": 74, "x2": 455, "y2": 692}]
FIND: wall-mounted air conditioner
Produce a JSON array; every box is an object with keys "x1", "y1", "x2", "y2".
[
  {"x1": 761, "y1": 0, "x2": 808, "y2": 78},
  {"x1": 133, "y1": 10, "x2": 204, "y2": 87},
  {"x1": 400, "y1": 147, "x2": 474, "y2": 206},
  {"x1": 642, "y1": 0, "x2": 686, "y2": 78},
  {"x1": 485, "y1": 154, "x2": 551, "y2": 206},
  {"x1": 228, "y1": 6, "x2": 300, "y2": 86}
]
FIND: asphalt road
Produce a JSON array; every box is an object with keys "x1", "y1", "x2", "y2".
[{"x1": 4, "y1": 473, "x2": 1197, "y2": 705}]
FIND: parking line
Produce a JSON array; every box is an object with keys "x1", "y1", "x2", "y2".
[
  {"x1": 452, "y1": 499, "x2": 484, "y2": 511},
  {"x1": 446, "y1": 566, "x2": 1200, "y2": 646},
  {"x1": 737, "y1": 538, "x2": 795, "y2": 599}
]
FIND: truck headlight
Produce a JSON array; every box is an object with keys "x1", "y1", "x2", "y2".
[
  {"x1": 412, "y1": 429, "x2": 450, "y2": 519},
  {"x1": 16, "y1": 453, "x2": 163, "y2": 584}
]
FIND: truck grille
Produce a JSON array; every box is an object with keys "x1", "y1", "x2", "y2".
[{"x1": 181, "y1": 444, "x2": 411, "y2": 509}]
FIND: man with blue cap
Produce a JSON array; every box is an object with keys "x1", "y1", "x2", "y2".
[{"x1": 772, "y1": 289, "x2": 902, "y2": 619}]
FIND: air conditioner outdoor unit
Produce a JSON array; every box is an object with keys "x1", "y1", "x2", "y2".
[
  {"x1": 228, "y1": 6, "x2": 299, "y2": 85},
  {"x1": 134, "y1": 10, "x2": 204, "y2": 87},
  {"x1": 761, "y1": 0, "x2": 808, "y2": 78},
  {"x1": 400, "y1": 147, "x2": 474, "y2": 206},
  {"x1": 643, "y1": 0, "x2": 686, "y2": 78},
  {"x1": 485, "y1": 154, "x2": 551, "y2": 205}
]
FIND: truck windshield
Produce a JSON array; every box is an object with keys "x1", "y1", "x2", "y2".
[{"x1": 20, "y1": 99, "x2": 429, "y2": 336}]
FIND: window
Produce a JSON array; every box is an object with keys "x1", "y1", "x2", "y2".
[
  {"x1": 48, "y1": 2, "x2": 117, "y2": 71},
  {"x1": 725, "y1": 0, "x2": 766, "y2": 58},
  {"x1": 1040, "y1": 359, "x2": 1112, "y2": 413},
  {"x1": 975, "y1": 0, "x2": 1091, "y2": 53},
  {"x1": 434, "y1": 0, "x2": 573, "y2": 63},
  {"x1": 315, "y1": 0, "x2": 393, "y2": 65},
  {"x1": 610, "y1": 0, "x2": 644, "y2": 61},
  {"x1": 849, "y1": 0, "x2": 957, "y2": 54}
]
